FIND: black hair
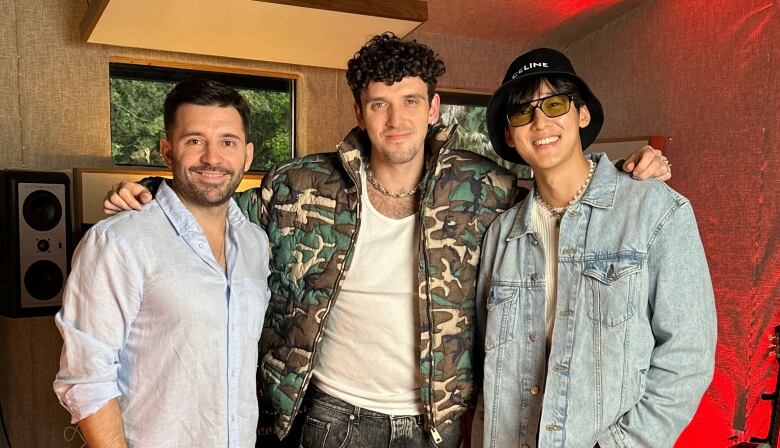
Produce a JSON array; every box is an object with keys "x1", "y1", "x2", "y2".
[
  {"x1": 505, "y1": 75, "x2": 585, "y2": 118},
  {"x1": 163, "y1": 78, "x2": 251, "y2": 139},
  {"x1": 346, "y1": 32, "x2": 446, "y2": 108}
]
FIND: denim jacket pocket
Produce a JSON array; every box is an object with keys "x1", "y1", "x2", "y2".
[
  {"x1": 484, "y1": 281, "x2": 520, "y2": 351},
  {"x1": 583, "y1": 254, "x2": 642, "y2": 327}
]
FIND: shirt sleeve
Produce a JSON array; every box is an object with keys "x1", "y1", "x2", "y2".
[
  {"x1": 53, "y1": 224, "x2": 143, "y2": 423},
  {"x1": 600, "y1": 201, "x2": 717, "y2": 447}
]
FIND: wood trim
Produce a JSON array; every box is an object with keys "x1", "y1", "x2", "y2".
[
  {"x1": 594, "y1": 136, "x2": 667, "y2": 151},
  {"x1": 108, "y1": 56, "x2": 300, "y2": 81},
  {"x1": 74, "y1": 168, "x2": 263, "y2": 225},
  {"x1": 79, "y1": 0, "x2": 111, "y2": 41},
  {"x1": 256, "y1": 0, "x2": 427, "y2": 21},
  {"x1": 75, "y1": 167, "x2": 262, "y2": 180},
  {"x1": 438, "y1": 86, "x2": 495, "y2": 96}
]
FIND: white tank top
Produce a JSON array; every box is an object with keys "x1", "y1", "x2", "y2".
[{"x1": 312, "y1": 167, "x2": 423, "y2": 415}]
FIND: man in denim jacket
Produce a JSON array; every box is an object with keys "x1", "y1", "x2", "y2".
[{"x1": 476, "y1": 48, "x2": 716, "y2": 448}]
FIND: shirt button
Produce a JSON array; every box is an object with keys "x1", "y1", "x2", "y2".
[
  {"x1": 530, "y1": 386, "x2": 540, "y2": 395},
  {"x1": 545, "y1": 424, "x2": 562, "y2": 432},
  {"x1": 529, "y1": 334, "x2": 540, "y2": 342},
  {"x1": 530, "y1": 273, "x2": 540, "y2": 282},
  {"x1": 562, "y1": 248, "x2": 577, "y2": 255}
]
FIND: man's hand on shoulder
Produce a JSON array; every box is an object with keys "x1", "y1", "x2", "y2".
[
  {"x1": 103, "y1": 181, "x2": 152, "y2": 215},
  {"x1": 621, "y1": 145, "x2": 672, "y2": 181}
]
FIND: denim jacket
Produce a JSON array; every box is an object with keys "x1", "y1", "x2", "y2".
[{"x1": 476, "y1": 154, "x2": 716, "y2": 448}]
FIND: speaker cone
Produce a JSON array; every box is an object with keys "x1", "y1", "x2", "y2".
[
  {"x1": 23, "y1": 190, "x2": 62, "y2": 231},
  {"x1": 23, "y1": 259, "x2": 64, "y2": 301}
]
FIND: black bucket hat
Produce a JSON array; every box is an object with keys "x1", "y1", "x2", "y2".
[{"x1": 486, "y1": 48, "x2": 604, "y2": 165}]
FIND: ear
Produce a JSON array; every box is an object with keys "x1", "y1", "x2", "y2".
[
  {"x1": 504, "y1": 127, "x2": 516, "y2": 148},
  {"x1": 578, "y1": 104, "x2": 591, "y2": 129},
  {"x1": 160, "y1": 139, "x2": 174, "y2": 168},
  {"x1": 243, "y1": 142, "x2": 254, "y2": 172},
  {"x1": 428, "y1": 93, "x2": 441, "y2": 124},
  {"x1": 354, "y1": 102, "x2": 366, "y2": 129}
]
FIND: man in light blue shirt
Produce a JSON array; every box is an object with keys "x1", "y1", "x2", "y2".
[
  {"x1": 54, "y1": 79, "x2": 271, "y2": 448},
  {"x1": 476, "y1": 49, "x2": 716, "y2": 447}
]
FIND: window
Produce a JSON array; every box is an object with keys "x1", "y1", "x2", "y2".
[
  {"x1": 439, "y1": 91, "x2": 531, "y2": 179},
  {"x1": 109, "y1": 62, "x2": 294, "y2": 171}
]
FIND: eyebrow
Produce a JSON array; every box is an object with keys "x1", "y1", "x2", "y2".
[
  {"x1": 179, "y1": 131, "x2": 244, "y2": 141},
  {"x1": 365, "y1": 93, "x2": 427, "y2": 103}
]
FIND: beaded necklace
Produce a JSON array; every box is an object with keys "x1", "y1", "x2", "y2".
[{"x1": 535, "y1": 159, "x2": 595, "y2": 227}]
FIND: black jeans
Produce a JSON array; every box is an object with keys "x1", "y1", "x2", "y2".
[{"x1": 293, "y1": 387, "x2": 461, "y2": 448}]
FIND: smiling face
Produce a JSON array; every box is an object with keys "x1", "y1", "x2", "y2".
[
  {"x1": 504, "y1": 81, "x2": 590, "y2": 173},
  {"x1": 355, "y1": 76, "x2": 440, "y2": 168},
  {"x1": 161, "y1": 103, "x2": 253, "y2": 209}
]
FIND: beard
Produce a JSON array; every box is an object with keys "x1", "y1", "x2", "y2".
[
  {"x1": 375, "y1": 145, "x2": 420, "y2": 165},
  {"x1": 172, "y1": 163, "x2": 244, "y2": 207}
]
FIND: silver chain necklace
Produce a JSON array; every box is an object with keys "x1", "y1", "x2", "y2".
[{"x1": 365, "y1": 161, "x2": 422, "y2": 198}]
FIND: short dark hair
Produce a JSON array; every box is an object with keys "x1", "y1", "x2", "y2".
[
  {"x1": 346, "y1": 32, "x2": 446, "y2": 108},
  {"x1": 163, "y1": 78, "x2": 251, "y2": 139},
  {"x1": 505, "y1": 75, "x2": 585, "y2": 121}
]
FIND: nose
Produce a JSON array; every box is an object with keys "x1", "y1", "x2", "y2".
[
  {"x1": 529, "y1": 104, "x2": 548, "y2": 129},
  {"x1": 386, "y1": 105, "x2": 403, "y2": 127},
  {"x1": 201, "y1": 141, "x2": 222, "y2": 164}
]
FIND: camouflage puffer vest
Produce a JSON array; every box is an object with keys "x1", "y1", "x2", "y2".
[{"x1": 237, "y1": 125, "x2": 522, "y2": 440}]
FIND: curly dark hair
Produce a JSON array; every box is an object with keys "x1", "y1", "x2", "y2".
[{"x1": 346, "y1": 32, "x2": 446, "y2": 108}]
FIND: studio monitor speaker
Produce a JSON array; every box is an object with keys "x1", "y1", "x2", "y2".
[{"x1": 0, "y1": 170, "x2": 72, "y2": 317}]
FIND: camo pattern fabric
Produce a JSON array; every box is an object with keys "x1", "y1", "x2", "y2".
[{"x1": 236, "y1": 125, "x2": 523, "y2": 439}]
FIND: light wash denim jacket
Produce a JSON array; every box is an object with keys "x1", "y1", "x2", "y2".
[{"x1": 476, "y1": 154, "x2": 716, "y2": 448}]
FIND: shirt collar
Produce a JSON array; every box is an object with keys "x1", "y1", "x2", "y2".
[{"x1": 156, "y1": 180, "x2": 246, "y2": 236}]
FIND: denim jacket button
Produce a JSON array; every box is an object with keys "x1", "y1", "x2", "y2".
[
  {"x1": 530, "y1": 273, "x2": 540, "y2": 282},
  {"x1": 545, "y1": 424, "x2": 562, "y2": 431},
  {"x1": 529, "y1": 334, "x2": 540, "y2": 342},
  {"x1": 568, "y1": 210, "x2": 581, "y2": 217},
  {"x1": 522, "y1": 444, "x2": 531, "y2": 448},
  {"x1": 559, "y1": 310, "x2": 572, "y2": 318},
  {"x1": 552, "y1": 364, "x2": 568, "y2": 373},
  {"x1": 530, "y1": 386, "x2": 540, "y2": 395},
  {"x1": 562, "y1": 248, "x2": 577, "y2": 255}
]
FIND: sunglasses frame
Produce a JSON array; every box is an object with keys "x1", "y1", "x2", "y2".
[{"x1": 506, "y1": 93, "x2": 578, "y2": 128}]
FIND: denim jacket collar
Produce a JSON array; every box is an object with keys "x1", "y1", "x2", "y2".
[
  {"x1": 580, "y1": 153, "x2": 618, "y2": 209},
  {"x1": 507, "y1": 153, "x2": 616, "y2": 240}
]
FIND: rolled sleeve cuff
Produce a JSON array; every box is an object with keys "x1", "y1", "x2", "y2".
[{"x1": 57, "y1": 382, "x2": 121, "y2": 423}]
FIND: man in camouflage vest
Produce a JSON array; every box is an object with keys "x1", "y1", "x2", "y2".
[{"x1": 104, "y1": 34, "x2": 670, "y2": 448}]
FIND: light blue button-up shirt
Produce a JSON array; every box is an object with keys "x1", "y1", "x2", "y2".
[
  {"x1": 476, "y1": 154, "x2": 716, "y2": 448},
  {"x1": 54, "y1": 181, "x2": 270, "y2": 448}
]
